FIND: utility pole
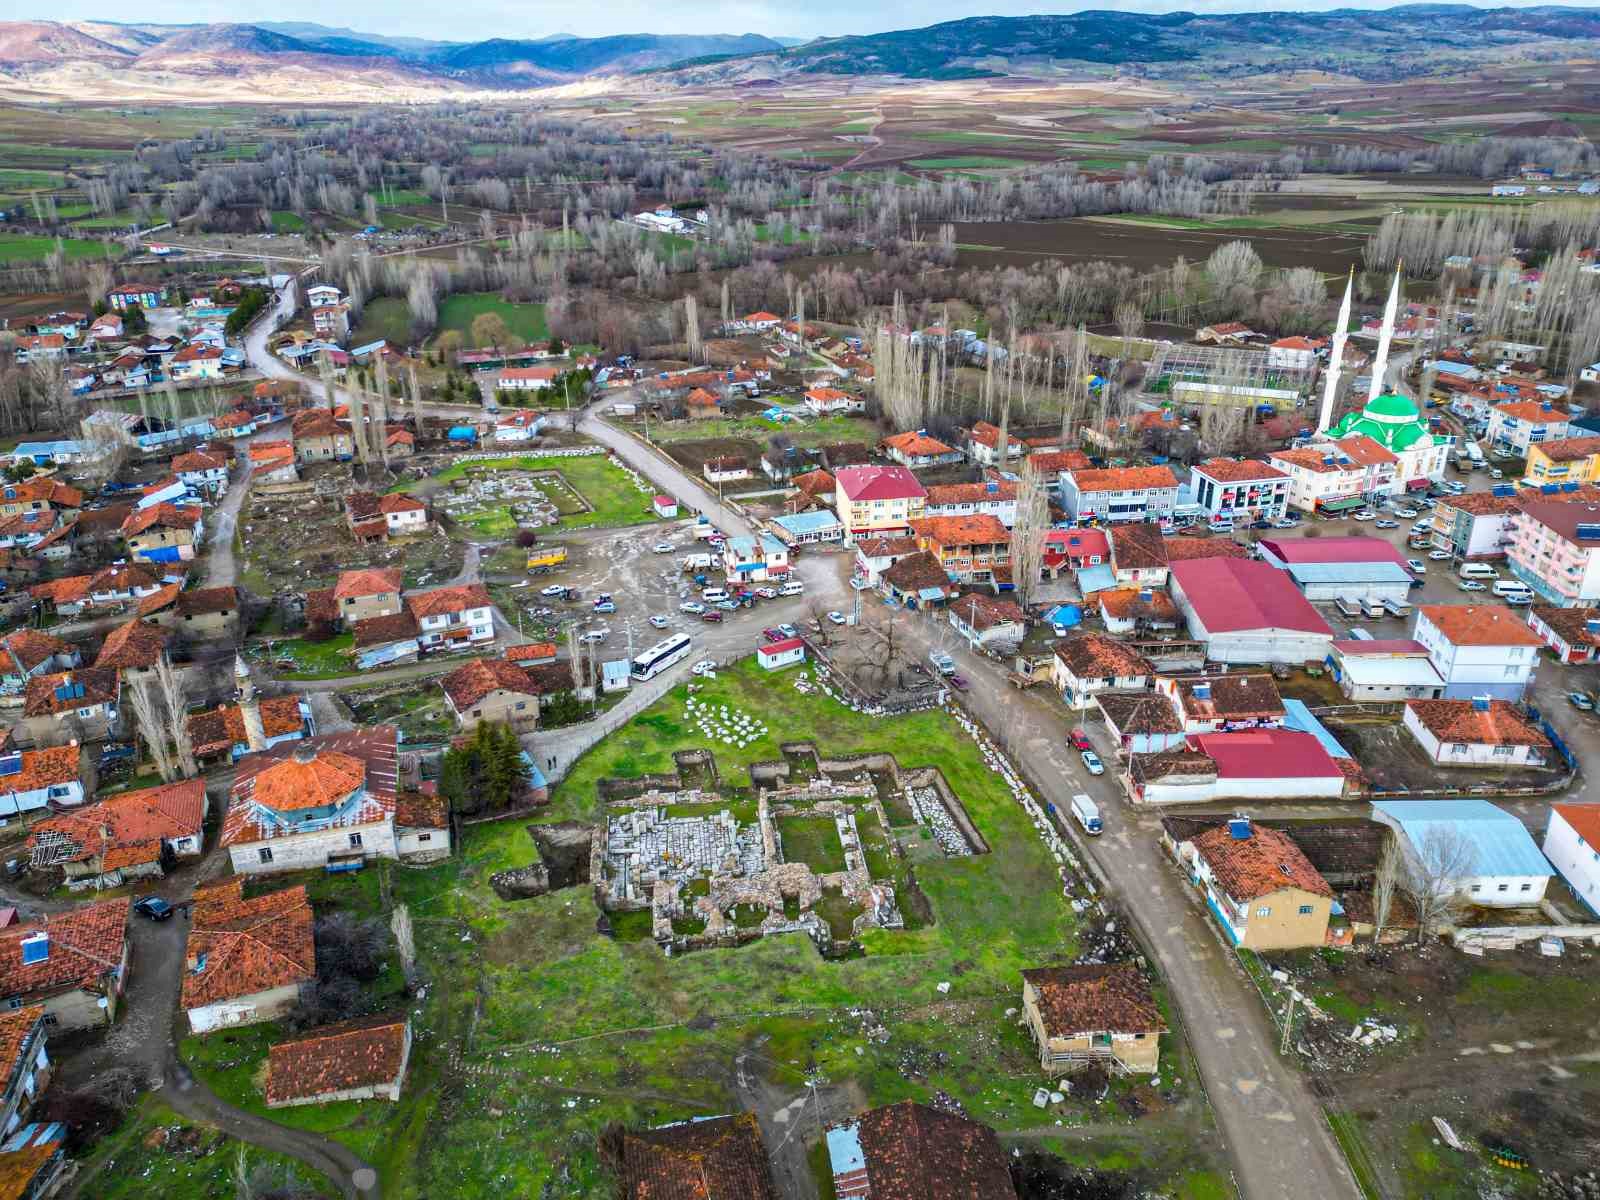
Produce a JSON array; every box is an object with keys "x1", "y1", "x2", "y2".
[{"x1": 1280, "y1": 989, "x2": 1296, "y2": 1056}]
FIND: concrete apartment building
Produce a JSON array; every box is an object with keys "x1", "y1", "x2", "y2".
[
  {"x1": 1187, "y1": 458, "x2": 1289, "y2": 524},
  {"x1": 833, "y1": 466, "x2": 928, "y2": 543},
  {"x1": 1059, "y1": 466, "x2": 1180, "y2": 524},
  {"x1": 1412, "y1": 604, "x2": 1543, "y2": 700},
  {"x1": 1486, "y1": 399, "x2": 1570, "y2": 455},
  {"x1": 1506, "y1": 500, "x2": 1600, "y2": 606}
]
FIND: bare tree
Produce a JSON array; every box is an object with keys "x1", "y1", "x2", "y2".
[
  {"x1": 155, "y1": 656, "x2": 197, "y2": 779},
  {"x1": 1399, "y1": 824, "x2": 1478, "y2": 943},
  {"x1": 1010, "y1": 459, "x2": 1049, "y2": 610},
  {"x1": 127, "y1": 676, "x2": 176, "y2": 783},
  {"x1": 1371, "y1": 832, "x2": 1401, "y2": 946}
]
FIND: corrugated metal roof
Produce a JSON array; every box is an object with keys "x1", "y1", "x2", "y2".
[
  {"x1": 773, "y1": 511, "x2": 841, "y2": 535},
  {"x1": 1371, "y1": 800, "x2": 1554, "y2": 879},
  {"x1": 826, "y1": 1124, "x2": 865, "y2": 1174},
  {"x1": 1284, "y1": 562, "x2": 1413, "y2": 585},
  {"x1": 1281, "y1": 698, "x2": 1353, "y2": 759},
  {"x1": 1331, "y1": 656, "x2": 1445, "y2": 688}
]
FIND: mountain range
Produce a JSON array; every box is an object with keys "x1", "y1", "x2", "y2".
[{"x1": 3, "y1": 7, "x2": 1600, "y2": 99}]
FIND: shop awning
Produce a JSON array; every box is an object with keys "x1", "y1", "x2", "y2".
[{"x1": 1319, "y1": 496, "x2": 1366, "y2": 513}]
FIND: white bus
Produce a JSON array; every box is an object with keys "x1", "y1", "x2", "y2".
[{"x1": 631, "y1": 633, "x2": 693, "y2": 681}]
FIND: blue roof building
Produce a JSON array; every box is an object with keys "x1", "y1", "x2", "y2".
[
  {"x1": 1371, "y1": 799, "x2": 1554, "y2": 908},
  {"x1": 769, "y1": 510, "x2": 843, "y2": 545}
]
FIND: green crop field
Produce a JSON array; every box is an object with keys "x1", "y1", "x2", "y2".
[
  {"x1": 0, "y1": 168, "x2": 64, "y2": 189},
  {"x1": 0, "y1": 234, "x2": 112, "y2": 263},
  {"x1": 434, "y1": 293, "x2": 549, "y2": 344},
  {"x1": 907, "y1": 155, "x2": 1028, "y2": 169},
  {"x1": 269, "y1": 210, "x2": 307, "y2": 232}
]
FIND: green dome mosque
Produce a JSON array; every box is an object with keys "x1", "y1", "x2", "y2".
[{"x1": 1325, "y1": 392, "x2": 1449, "y2": 453}]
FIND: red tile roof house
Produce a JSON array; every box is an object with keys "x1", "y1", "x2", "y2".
[
  {"x1": 1051, "y1": 634, "x2": 1154, "y2": 710},
  {"x1": 910, "y1": 515, "x2": 1011, "y2": 585},
  {"x1": 824, "y1": 1101, "x2": 1018, "y2": 1200},
  {"x1": 947, "y1": 593, "x2": 1026, "y2": 649},
  {"x1": 222, "y1": 727, "x2": 401, "y2": 876},
  {"x1": 1154, "y1": 674, "x2": 1286, "y2": 734},
  {"x1": 22, "y1": 668, "x2": 121, "y2": 747},
  {"x1": 440, "y1": 658, "x2": 540, "y2": 732},
  {"x1": 1402, "y1": 697, "x2": 1551, "y2": 768},
  {"x1": 1021, "y1": 963, "x2": 1167, "y2": 1075},
  {"x1": 611, "y1": 1112, "x2": 776, "y2": 1200},
  {"x1": 93, "y1": 616, "x2": 171, "y2": 684},
  {"x1": 120, "y1": 502, "x2": 204, "y2": 563},
  {"x1": 0, "y1": 631, "x2": 79, "y2": 697},
  {"x1": 0, "y1": 1005, "x2": 51, "y2": 1138},
  {"x1": 405, "y1": 584, "x2": 495, "y2": 653},
  {"x1": 1527, "y1": 604, "x2": 1600, "y2": 664},
  {"x1": 0, "y1": 746, "x2": 85, "y2": 819},
  {"x1": 332, "y1": 567, "x2": 404, "y2": 626},
  {"x1": 265, "y1": 1015, "x2": 412, "y2": 1108},
  {"x1": 879, "y1": 430, "x2": 962, "y2": 469},
  {"x1": 27, "y1": 778, "x2": 207, "y2": 890},
  {"x1": 1167, "y1": 557, "x2": 1334, "y2": 666},
  {"x1": 0, "y1": 898, "x2": 131, "y2": 1031},
  {"x1": 345, "y1": 491, "x2": 428, "y2": 542},
  {"x1": 186, "y1": 694, "x2": 313, "y2": 765},
  {"x1": 1176, "y1": 817, "x2": 1335, "y2": 950},
  {"x1": 964, "y1": 420, "x2": 1029, "y2": 466},
  {"x1": 170, "y1": 449, "x2": 230, "y2": 497},
  {"x1": 182, "y1": 879, "x2": 314, "y2": 1035},
  {"x1": 86, "y1": 563, "x2": 162, "y2": 609}
]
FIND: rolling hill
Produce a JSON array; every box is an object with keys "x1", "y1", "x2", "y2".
[{"x1": 7, "y1": 7, "x2": 1600, "y2": 100}]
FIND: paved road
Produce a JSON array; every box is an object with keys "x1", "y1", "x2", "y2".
[{"x1": 821, "y1": 570, "x2": 1360, "y2": 1200}]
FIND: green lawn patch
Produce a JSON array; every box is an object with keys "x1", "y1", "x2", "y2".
[
  {"x1": 775, "y1": 815, "x2": 848, "y2": 873},
  {"x1": 350, "y1": 297, "x2": 413, "y2": 348},
  {"x1": 270, "y1": 210, "x2": 307, "y2": 232},
  {"x1": 0, "y1": 168, "x2": 64, "y2": 189},
  {"x1": 435, "y1": 293, "x2": 548, "y2": 345},
  {"x1": 258, "y1": 632, "x2": 354, "y2": 679}
]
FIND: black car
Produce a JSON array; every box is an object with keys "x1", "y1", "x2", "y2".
[{"x1": 132, "y1": 896, "x2": 175, "y2": 922}]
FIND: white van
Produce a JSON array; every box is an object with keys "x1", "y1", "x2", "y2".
[
  {"x1": 701, "y1": 587, "x2": 729, "y2": 603},
  {"x1": 778, "y1": 581, "x2": 804, "y2": 597},
  {"x1": 1361, "y1": 597, "x2": 1387, "y2": 619},
  {"x1": 1070, "y1": 794, "x2": 1102, "y2": 836},
  {"x1": 1491, "y1": 579, "x2": 1528, "y2": 596},
  {"x1": 1458, "y1": 563, "x2": 1496, "y2": 581}
]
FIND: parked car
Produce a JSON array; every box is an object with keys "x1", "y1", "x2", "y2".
[
  {"x1": 826, "y1": 610, "x2": 847, "y2": 625},
  {"x1": 651, "y1": 542, "x2": 675, "y2": 553},
  {"x1": 1272, "y1": 517, "x2": 1298, "y2": 529},
  {"x1": 777, "y1": 623, "x2": 798, "y2": 638},
  {"x1": 947, "y1": 674, "x2": 969, "y2": 691},
  {"x1": 540, "y1": 584, "x2": 566, "y2": 597},
  {"x1": 762, "y1": 627, "x2": 785, "y2": 642},
  {"x1": 691, "y1": 660, "x2": 717, "y2": 676},
  {"x1": 579, "y1": 630, "x2": 608, "y2": 644},
  {"x1": 714, "y1": 599, "x2": 739, "y2": 612},
  {"x1": 679, "y1": 601, "x2": 706, "y2": 615},
  {"x1": 1080, "y1": 749, "x2": 1105, "y2": 776},
  {"x1": 755, "y1": 587, "x2": 778, "y2": 600},
  {"x1": 1428, "y1": 549, "x2": 1453, "y2": 561},
  {"x1": 1352, "y1": 511, "x2": 1375, "y2": 522},
  {"x1": 649, "y1": 615, "x2": 671, "y2": 629},
  {"x1": 700, "y1": 610, "x2": 724, "y2": 623},
  {"x1": 133, "y1": 896, "x2": 175, "y2": 922},
  {"x1": 1394, "y1": 507, "x2": 1419, "y2": 518},
  {"x1": 1051, "y1": 622, "x2": 1070, "y2": 637},
  {"x1": 1375, "y1": 519, "x2": 1399, "y2": 529},
  {"x1": 1069, "y1": 728, "x2": 1092, "y2": 751},
  {"x1": 1457, "y1": 580, "x2": 1487, "y2": 592},
  {"x1": 593, "y1": 599, "x2": 616, "y2": 614},
  {"x1": 1568, "y1": 691, "x2": 1596, "y2": 712},
  {"x1": 1407, "y1": 559, "x2": 1427, "y2": 573}
]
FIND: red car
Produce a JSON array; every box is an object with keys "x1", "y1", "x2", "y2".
[
  {"x1": 761, "y1": 627, "x2": 785, "y2": 643},
  {"x1": 700, "y1": 610, "x2": 724, "y2": 623},
  {"x1": 1069, "y1": 728, "x2": 1092, "y2": 751}
]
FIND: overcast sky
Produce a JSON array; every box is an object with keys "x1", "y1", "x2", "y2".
[{"x1": 49, "y1": 0, "x2": 1588, "y2": 41}]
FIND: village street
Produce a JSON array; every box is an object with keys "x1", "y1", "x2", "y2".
[{"x1": 236, "y1": 279, "x2": 1359, "y2": 1198}]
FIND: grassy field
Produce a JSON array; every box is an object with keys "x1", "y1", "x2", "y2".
[
  {"x1": 75, "y1": 1097, "x2": 337, "y2": 1199},
  {"x1": 0, "y1": 234, "x2": 112, "y2": 263},
  {"x1": 399, "y1": 452, "x2": 658, "y2": 530},
  {"x1": 646, "y1": 413, "x2": 874, "y2": 446},
  {"x1": 906, "y1": 155, "x2": 1029, "y2": 169},
  {"x1": 350, "y1": 297, "x2": 413, "y2": 348},
  {"x1": 166, "y1": 657, "x2": 1226, "y2": 1198},
  {"x1": 434, "y1": 293, "x2": 548, "y2": 345},
  {"x1": 270, "y1": 210, "x2": 307, "y2": 232}
]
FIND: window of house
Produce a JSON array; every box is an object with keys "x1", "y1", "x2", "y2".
[
  {"x1": 1469, "y1": 884, "x2": 1481, "y2": 893},
  {"x1": 417, "y1": 833, "x2": 431, "y2": 843},
  {"x1": 38, "y1": 1013, "x2": 56, "y2": 1028},
  {"x1": 349, "y1": 832, "x2": 363, "y2": 849},
  {"x1": 258, "y1": 847, "x2": 273, "y2": 863},
  {"x1": 1497, "y1": 883, "x2": 1509, "y2": 892},
  {"x1": 1255, "y1": 906, "x2": 1271, "y2": 917},
  {"x1": 1520, "y1": 882, "x2": 1532, "y2": 891},
  {"x1": 1298, "y1": 905, "x2": 1314, "y2": 915},
  {"x1": 2, "y1": 998, "x2": 20, "y2": 1011}
]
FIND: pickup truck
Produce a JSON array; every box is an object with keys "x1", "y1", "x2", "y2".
[{"x1": 928, "y1": 650, "x2": 957, "y2": 676}]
